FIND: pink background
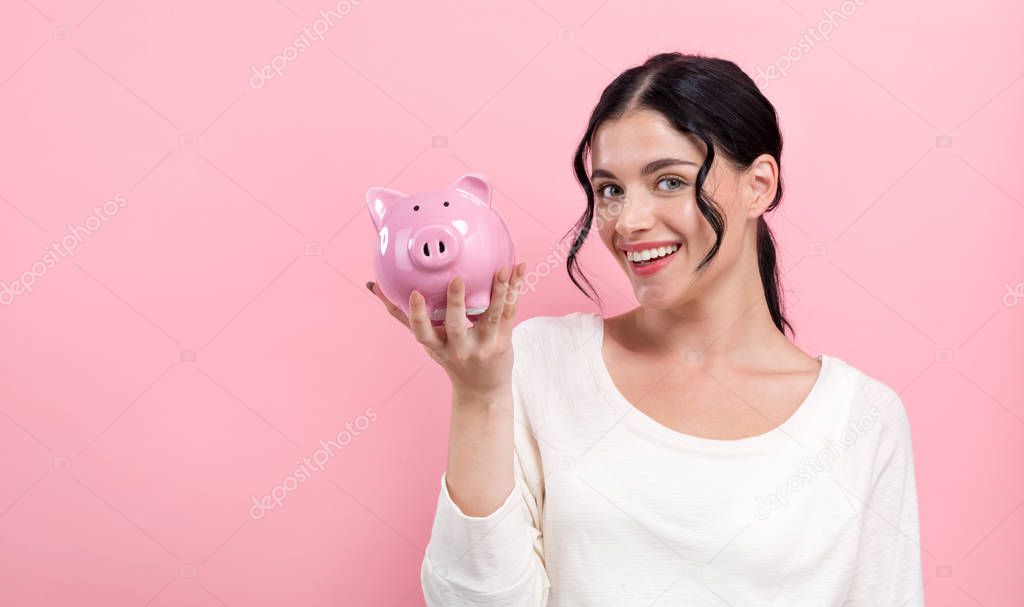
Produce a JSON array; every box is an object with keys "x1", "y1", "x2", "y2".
[{"x1": 2, "y1": 0, "x2": 1022, "y2": 605}]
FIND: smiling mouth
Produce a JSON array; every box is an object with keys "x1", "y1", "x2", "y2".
[{"x1": 622, "y1": 243, "x2": 683, "y2": 266}]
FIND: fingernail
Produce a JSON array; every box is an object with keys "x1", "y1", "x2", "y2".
[
  {"x1": 498, "y1": 266, "x2": 510, "y2": 283},
  {"x1": 365, "y1": 281, "x2": 374, "y2": 292}
]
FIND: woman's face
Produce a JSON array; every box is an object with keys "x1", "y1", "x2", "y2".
[{"x1": 589, "y1": 108, "x2": 771, "y2": 308}]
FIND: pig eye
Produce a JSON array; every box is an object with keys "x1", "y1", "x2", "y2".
[
  {"x1": 413, "y1": 205, "x2": 420, "y2": 211},
  {"x1": 443, "y1": 201, "x2": 450, "y2": 207}
]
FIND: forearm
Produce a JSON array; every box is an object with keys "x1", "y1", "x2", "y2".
[{"x1": 444, "y1": 384, "x2": 515, "y2": 517}]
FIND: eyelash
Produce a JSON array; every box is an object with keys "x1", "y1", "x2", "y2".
[{"x1": 594, "y1": 176, "x2": 688, "y2": 198}]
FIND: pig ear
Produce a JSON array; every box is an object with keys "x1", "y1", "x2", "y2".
[
  {"x1": 451, "y1": 173, "x2": 492, "y2": 207},
  {"x1": 366, "y1": 186, "x2": 408, "y2": 230}
]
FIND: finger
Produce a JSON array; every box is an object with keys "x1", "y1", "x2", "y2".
[
  {"x1": 476, "y1": 266, "x2": 511, "y2": 340},
  {"x1": 444, "y1": 276, "x2": 468, "y2": 345},
  {"x1": 369, "y1": 282, "x2": 410, "y2": 327},
  {"x1": 408, "y1": 290, "x2": 444, "y2": 351},
  {"x1": 502, "y1": 262, "x2": 525, "y2": 323}
]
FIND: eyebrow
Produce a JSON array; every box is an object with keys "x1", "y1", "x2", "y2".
[{"x1": 590, "y1": 158, "x2": 698, "y2": 181}]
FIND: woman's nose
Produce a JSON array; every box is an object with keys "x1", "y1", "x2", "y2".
[{"x1": 614, "y1": 196, "x2": 655, "y2": 235}]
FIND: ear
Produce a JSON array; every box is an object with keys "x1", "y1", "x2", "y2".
[
  {"x1": 366, "y1": 186, "x2": 408, "y2": 230},
  {"x1": 744, "y1": 154, "x2": 778, "y2": 219},
  {"x1": 451, "y1": 172, "x2": 492, "y2": 207}
]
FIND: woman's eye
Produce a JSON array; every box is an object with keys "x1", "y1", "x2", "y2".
[
  {"x1": 657, "y1": 176, "x2": 687, "y2": 191},
  {"x1": 596, "y1": 183, "x2": 621, "y2": 198}
]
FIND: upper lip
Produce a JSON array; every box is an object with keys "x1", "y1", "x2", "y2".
[{"x1": 618, "y1": 240, "x2": 683, "y2": 253}]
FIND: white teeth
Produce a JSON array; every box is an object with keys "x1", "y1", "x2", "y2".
[{"x1": 626, "y1": 244, "x2": 679, "y2": 262}]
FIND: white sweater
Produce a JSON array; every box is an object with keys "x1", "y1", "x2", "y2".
[{"x1": 420, "y1": 312, "x2": 925, "y2": 606}]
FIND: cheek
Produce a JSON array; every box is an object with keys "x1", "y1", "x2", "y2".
[
  {"x1": 684, "y1": 187, "x2": 742, "y2": 243},
  {"x1": 595, "y1": 200, "x2": 621, "y2": 227},
  {"x1": 671, "y1": 196, "x2": 710, "y2": 242},
  {"x1": 598, "y1": 218, "x2": 617, "y2": 251},
  {"x1": 594, "y1": 203, "x2": 619, "y2": 235},
  {"x1": 718, "y1": 193, "x2": 751, "y2": 241}
]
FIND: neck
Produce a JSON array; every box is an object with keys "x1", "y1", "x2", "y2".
[{"x1": 631, "y1": 251, "x2": 785, "y2": 366}]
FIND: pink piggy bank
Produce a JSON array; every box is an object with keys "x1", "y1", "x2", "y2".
[{"x1": 366, "y1": 172, "x2": 516, "y2": 326}]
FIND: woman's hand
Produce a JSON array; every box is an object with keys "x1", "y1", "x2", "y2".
[{"x1": 367, "y1": 262, "x2": 526, "y2": 398}]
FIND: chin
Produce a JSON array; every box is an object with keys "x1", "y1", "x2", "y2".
[{"x1": 633, "y1": 285, "x2": 686, "y2": 308}]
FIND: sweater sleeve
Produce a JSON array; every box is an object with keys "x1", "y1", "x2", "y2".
[
  {"x1": 843, "y1": 394, "x2": 926, "y2": 606},
  {"x1": 420, "y1": 330, "x2": 551, "y2": 605}
]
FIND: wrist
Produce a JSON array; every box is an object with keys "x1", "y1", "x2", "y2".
[{"x1": 451, "y1": 382, "x2": 511, "y2": 410}]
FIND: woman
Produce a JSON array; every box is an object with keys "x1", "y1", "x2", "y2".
[{"x1": 368, "y1": 52, "x2": 925, "y2": 606}]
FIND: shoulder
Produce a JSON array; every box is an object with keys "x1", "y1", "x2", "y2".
[
  {"x1": 511, "y1": 311, "x2": 594, "y2": 353},
  {"x1": 510, "y1": 311, "x2": 597, "y2": 394},
  {"x1": 828, "y1": 355, "x2": 911, "y2": 430},
  {"x1": 508, "y1": 312, "x2": 594, "y2": 437},
  {"x1": 823, "y1": 355, "x2": 916, "y2": 468}
]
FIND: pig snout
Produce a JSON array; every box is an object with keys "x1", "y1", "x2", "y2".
[{"x1": 409, "y1": 224, "x2": 462, "y2": 270}]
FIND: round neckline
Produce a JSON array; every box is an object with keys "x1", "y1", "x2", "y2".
[{"x1": 581, "y1": 312, "x2": 833, "y2": 453}]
